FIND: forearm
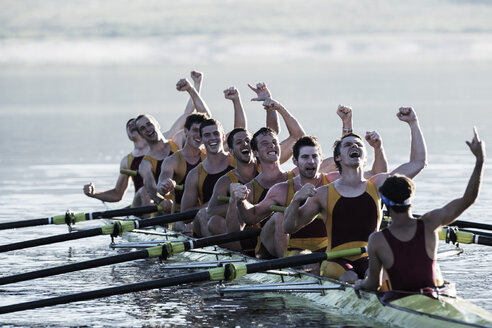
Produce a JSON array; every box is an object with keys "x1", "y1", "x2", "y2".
[
  {"x1": 463, "y1": 159, "x2": 484, "y2": 206},
  {"x1": 226, "y1": 200, "x2": 244, "y2": 232},
  {"x1": 282, "y1": 199, "x2": 302, "y2": 234},
  {"x1": 409, "y1": 120, "x2": 427, "y2": 168},
  {"x1": 341, "y1": 118, "x2": 353, "y2": 136},
  {"x1": 188, "y1": 87, "x2": 212, "y2": 117},
  {"x1": 236, "y1": 200, "x2": 260, "y2": 225},
  {"x1": 266, "y1": 109, "x2": 280, "y2": 134},
  {"x1": 232, "y1": 98, "x2": 247, "y2": 129},
  {"x1": 277, "y1": 105, "x2": 305, "y2": 140},
  {"x1": 370, "y1": 146, "x2": 388, "y2": 175},
  {"x1": 91, "y1": 189, "x2": 124, "y2": 202}
]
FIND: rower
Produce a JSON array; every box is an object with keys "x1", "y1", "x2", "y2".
[
  {"x1": 355, "y1": 128, "x2": 484, "y2": 298},
  {"x1": 83, "y1": 118, "x2": 150, "y2": 206},
  {"x1": 283, "y1": 107, "x2": 427, "y2": 282},
  {"x1": 157, "y1": 113, "x2": 208, "y2": 215},
  {"x1": 180, "y1": 118, "x2": 236, "y2": 237}
]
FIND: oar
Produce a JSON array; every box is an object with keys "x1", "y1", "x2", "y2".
[
  {"x1": 0, "y1": 246, "x2": 366, "y2": 314},
  {"x1": 216, "y1": 196, "x2": 323, "y2": 219},
  {"x1": 0, "y1": 205, "x2": 163, "y2": 231},
  {"x1": 439, "y1": 227, "x2": 492, "y2": 246},
  {"x1": 0, "y1": 210, "x2": 198, "y2": 253},
  {"x1": 0, "y1": 229, "x2": 261, "y2": 286}
]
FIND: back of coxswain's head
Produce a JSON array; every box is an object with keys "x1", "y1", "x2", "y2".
[{"x1": 379, "y1": 174, "x2": 415, "y2": 213}]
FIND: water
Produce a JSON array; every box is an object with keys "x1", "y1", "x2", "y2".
[{"x1": 1, "y1": 0, "x2": 492, "y2": 326}]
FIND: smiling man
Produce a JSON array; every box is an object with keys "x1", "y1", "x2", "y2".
[
  {"x1": 283, "y1": 107, "x2": 427, "y2": 282},
  {"x1": 179, "y1": 118, "x2": 236, "y2": 236}
]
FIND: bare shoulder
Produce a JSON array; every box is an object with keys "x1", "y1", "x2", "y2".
[
  {"x1": 120, "y1": 155, "x2": 129, "y2": 169},
  {"x1": 369, "y1": 172, "x2": 389, "y2": 188}
]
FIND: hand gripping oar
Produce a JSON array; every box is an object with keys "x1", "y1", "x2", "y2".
[
  {"x1": 0, "y1": 205, "x2": 164, "y2": 231},
  {"x1": 0, "y1": 246, "x2": 366, "y2": 314},
  {"x1": 0, "y1": 229, "x2": 261, "y2": 286},
  {"x1": 0, "y1": 210, "x2": 198, "y2": 253},
  {"x1": 439, "y1": 226, "x2": 492, "y2": 247}
]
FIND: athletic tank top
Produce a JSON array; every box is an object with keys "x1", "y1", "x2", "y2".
[
  {"x1": 382, "y1": 220, "x2": 437, "y2": 291},
  {"x1": 251, "y1": 170, "x2": 296, "y2": 257},
  {"x1": 173, "y1": 150, "x2": 206, "y2": 206},
  {"x1": 197, "y1": 154, "x2": 236, "y2": 204},
  {"x1": 143, "y1": 140, "x2": 180, "y2": 182},
  {"x1": 325, "y1": 180, "x2": 381, "y2": 261},
  {"x1": 284, "y1": 174, "x2": 331, "y2": 254},
  {"x1": 127, "y1": 153, "x2": 144, "y2": 192}
]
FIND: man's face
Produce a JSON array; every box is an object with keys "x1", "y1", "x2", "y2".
[
  {"x1": 254, "y1": 133, "x2": 280, "y2": 164},
  {"x1": 185, "y1": 123, "x2": 202, "y2": 149},
  {"x1": 201, "y1": 124, "x2": 224, "y2": 154},
  {"x1": 136, "y1": 116, "x2": 159, "y2": 142},
  {"x1": 337, "y1": 136, "x2": 366, "y2": 168},
  {"x1": 126, "y1": 120, "x2": 139, "y2": 140},
  {"x1": 232, "y1": 131, "x2": 253, "y2": 164},
  {"x1": 294, "y1": 146, "x2": 321, "y2": 179}
]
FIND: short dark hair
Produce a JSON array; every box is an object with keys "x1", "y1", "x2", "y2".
[
  {"x1": 251, "y1": 127, "x2": 277, "y2": 152},
  {"x1": 135, "y1": 114, "x2": 159, "y2": 135},
  {"x1": 227, "y1": 128, "x2": 250, "y2": 149},
  {"x1": 379, "y1": 174, "x2": 415, "y2": 213},
  {"x1": 126, "y1": 118, "x2": 135, "y2": 128},
  {"x1": 333, "y1": 133, "x2": 363, "y2": 173},
  {"x1": 185, "y1": 113, "x2": 209, "y2": 131},
  {"x1": 293, "y1": 136, "x2": 322, "y2": 161},
  {"x1": 199, "y1": 118, "x2": 223, "y2": 137}
]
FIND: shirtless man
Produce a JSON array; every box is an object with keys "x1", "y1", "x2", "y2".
[
  {"x1": 83, "y1": 118, "x2": 150, "y2": 206},
  {"x1": 283, "y1": 107, "x2": 427, "y2": 282},
  {"x1": 355, "y1": 129, "x2": 484, "y2": 296},
  {"x1": 180, "y1": 119, "x2": 235, "y2": 237}
]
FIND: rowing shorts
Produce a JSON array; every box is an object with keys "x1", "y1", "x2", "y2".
[{"x1": 320, "y1": 257, "x2": 368, "y2": 280}]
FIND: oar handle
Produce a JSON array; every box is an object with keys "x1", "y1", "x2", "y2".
[{"x1": 120, "y1": 169, "x2": 138, "y2": 176}]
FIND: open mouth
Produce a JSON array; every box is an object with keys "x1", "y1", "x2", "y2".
[
  {"x1": 349, "y1": 150, "x2": 360, "y2": 158},
  {"x1": 241, "y1": 148, "x2": 250, "y2": 154}
]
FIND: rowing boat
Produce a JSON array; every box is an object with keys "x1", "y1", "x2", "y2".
[{"x1": 116, "y1": 225, "x2": 492, "y2": 328}]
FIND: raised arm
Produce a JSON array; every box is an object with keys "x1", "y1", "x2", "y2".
[
  {"x1": 248, "y1": 82, "x2": 279, "y2": 133},
  {"x1": 83, "y1": 156, "x2": 130, "y2": 202},
  {"x1": 163, "y1": 71, "x2": 205, "y2": 140},
  {"x1": 337, "y1": 105, "x2": 353, "y2": 136},
  {"x1": 263, "y1": 98, "x2": 306, "y2": 164},
  {"x1": 364, "y1": 131, "x2": 388, "y2": 177},
  {"x1": 176, "y1": 78, "x2": 212, "y2": 117},
  {"x1": 424, "y1": 128, "x2": 485, "y2": 230},
  {"x1": 224, "y1": 86, "x2": 247, "y2": 129},
  {"x1": 283, "y1": 183, "x2": 323, "y2": 234},
  {"x1": 389, "y1": 107, "x2": 427, "y2": 178}
]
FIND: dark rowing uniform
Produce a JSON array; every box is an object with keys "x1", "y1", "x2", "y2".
[
  {"x1": 143, "y1": 140, "x2": 180, "y2": 182},
  {"x1": 283, "y1": 174, "x2": 332, "y2": 257},
  {"x1": 196, "y1": 154, "x2": 236, "y2": 205},
  {"x1": 249, "y1": 171, "x2": 296, "y2": 259},
  {"x1": 382, "y1": 220, "x2": 437, "y2": 291},
  {"x1": 171, "y1": 149, "x2": 206, "y2": 212},
  {"x1": 127, "y1": 153, "x2": 144, "y2": 193},
  {"x1": 320, "y1": 180, "x2": 382, "y2": 279}
]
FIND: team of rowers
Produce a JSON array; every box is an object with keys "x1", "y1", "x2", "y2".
[{"x1": 83, "y1": 71, "x2": 485, "y2": 296}]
